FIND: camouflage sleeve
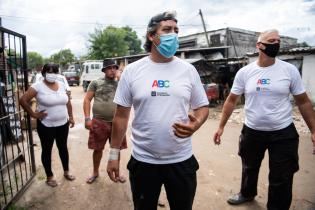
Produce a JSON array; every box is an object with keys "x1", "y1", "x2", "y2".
[{"x1": 87, "y1": 80, "x2": 97, "y2": 92}]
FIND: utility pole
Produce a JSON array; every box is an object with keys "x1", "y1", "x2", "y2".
[
  {"x1": 0, "y1": 17, "x2": 2, "y2": 27},
  {"x1": 199, "y1": 9, "x2": 210, "y2": 47}
]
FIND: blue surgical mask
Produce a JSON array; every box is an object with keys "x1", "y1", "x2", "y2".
[{"x1": 155, "y1": 33, "x2": 179, "y2": 58}]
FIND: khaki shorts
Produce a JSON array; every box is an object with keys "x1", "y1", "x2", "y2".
[{"x1": 88, "y1": 118, "x2": 127, "y2": 151}]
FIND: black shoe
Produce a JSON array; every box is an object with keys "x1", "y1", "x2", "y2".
[{"x1": 227, "y1": 193, "x2": 254, "y2": 205}]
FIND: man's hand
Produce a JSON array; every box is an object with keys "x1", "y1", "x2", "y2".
[
  {"x1": 107, "y1": 160, "x2": 120, "y2": 183},
  {"x1": 213, "y1": 127, "x2": 224, "y2": 145},
  {"x1": 172, "y1": 114, "x2": 200, "y2": 138},
  {"x1": 69, "y1": 117, "x2": 75, "y2": 128},
  {"x1": 85, "y1": 120, "x2": 92, "y2": 130},
  {"x1": 311, "y1": 132, "x2": 315, "y2": 154}
]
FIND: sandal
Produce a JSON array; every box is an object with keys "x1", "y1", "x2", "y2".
[
  {"x1": 64, "y1": 174, "x2": 76, "y2": 181},
  {"x1": 46, "y1": 179, "x2": 58, "y2": 187},
  {"x1": 86, "y1": 175, "x2": 98, "y2": 184}
]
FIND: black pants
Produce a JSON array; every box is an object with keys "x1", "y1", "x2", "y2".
[
  {"x1": 127, "y1": 155, "x2": 199, "y2": 210},
  {"x1": 37, "y1": 120, "x2": 70, "y2": 177},
  {"x1": 239, "y1": 123, "x2": 299, "y2": 210}
]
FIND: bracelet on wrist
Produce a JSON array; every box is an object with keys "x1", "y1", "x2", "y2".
[
  {"x1": 85, "y1": 117, "x2": 91, "y2": 122},
  {"x1": 108, "y1": 148, "x2": 120, "y2": 161}
]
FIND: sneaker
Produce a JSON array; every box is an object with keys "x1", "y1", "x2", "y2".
[{"x1": 227, "y1": 193, "x2": 254, "y2": 205}]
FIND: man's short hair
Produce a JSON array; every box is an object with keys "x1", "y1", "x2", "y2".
[
  {"x1": 257, "y1": 29, "x2": 279, "y2": 43},
  {"x1": 143, "y1": 11, "x2": 177, "y2": 52}
]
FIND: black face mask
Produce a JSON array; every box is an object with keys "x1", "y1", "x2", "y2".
[{"x1": 259, "y1": 43, "x2": 280, "y2": 58}]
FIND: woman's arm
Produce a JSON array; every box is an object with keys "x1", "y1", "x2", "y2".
[{"x1": 19, "y1": 87, "x2": 47, "y2": 119}]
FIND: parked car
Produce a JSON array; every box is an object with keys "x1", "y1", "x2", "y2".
[
  {"x1": 80, "y1": 60, "x2": 103, "y2": 92},
  {"x1": 63, "y1": 71, "x2": 80, "y2": 86}
]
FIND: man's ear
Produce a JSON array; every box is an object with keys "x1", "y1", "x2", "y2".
[
  {"x1": 256, "y1": 42, "x2": 262, "y2": 50},
  {"x1": 147, "y1": 33, "x2": 155, "y2": 42}
]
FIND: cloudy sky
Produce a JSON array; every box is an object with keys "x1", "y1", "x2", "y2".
[{"x1": 1, "y1": 0, "x2": 314, "y2": 58}]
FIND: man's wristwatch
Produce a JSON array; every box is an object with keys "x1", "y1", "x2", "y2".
[{"x1": 85, "y1": 117, "x2": 91, "y2": 122}]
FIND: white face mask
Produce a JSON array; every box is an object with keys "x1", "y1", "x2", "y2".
[{"x1": 45, "y1": 73, "x2": 58, "y2": 83}]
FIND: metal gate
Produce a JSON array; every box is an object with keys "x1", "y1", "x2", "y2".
[{"x1": 0, "y1": 26, "x2": 36, "y2": 209}]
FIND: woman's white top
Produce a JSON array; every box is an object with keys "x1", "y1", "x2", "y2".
[{"x1": 31, "y1": 81, "x2": 69, "y2": 127}]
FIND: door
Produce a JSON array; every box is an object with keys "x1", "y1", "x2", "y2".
[{"x1": 0, "y1": 26, "x2": 36, "y2": 210}]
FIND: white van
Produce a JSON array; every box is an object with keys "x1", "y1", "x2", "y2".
[{"x1": 80, "y1": 60, "x2": 103, "y2": 92}]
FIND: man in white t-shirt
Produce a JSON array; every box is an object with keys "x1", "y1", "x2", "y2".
[
  {"x1": 213, "y1": 29, "x2": 315, "y2": 210},
  {"x1": 106, "y1": 11, "x2": 209, "y2": 210}
]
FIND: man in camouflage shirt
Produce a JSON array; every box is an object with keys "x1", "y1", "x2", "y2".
[{"x1": 83, "y1": 59, "x2": 127, "y2": 184}]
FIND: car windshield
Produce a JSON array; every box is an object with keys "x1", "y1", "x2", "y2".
[{"x1": 63, "y1": 72, "x2": 78, "y2": 77}]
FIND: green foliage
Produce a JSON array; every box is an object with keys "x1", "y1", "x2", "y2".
[
  {"x1": 7, "y1": 204, "x2": 27, "y2": 210},
  {"x1": 36, "y1": 166, "x2": 46, "y2": 181},
  {"x1": 88, "y1": 26, "x2": 127, "y2": 59},
  {"x1": 49, "y1": 49, "x2": 75, "y2": 69},
  {"x1": 43, "y1": 57, "x2": 52, "y2": 64},
  {"x1": 88, "y1": 26, "x2": 143, "y2": 59},
  {"x1": 78, "y1": 54, "x2": 90, "y2": 62},
  {"x1": 2, "y1": 49, "x2": 22, "y2": 68},
  {"x1": 299, "y1": 41, "x2": 309, "y2": 47},
  {"x1": 5, "y1": 49, "x2": 18, "y2": 57},
  {"x1": 122, "y1": 26, "x2": 143, "y2": 55},
  {"x1": 27, "y1": 51, "x2": 44, "y2": 70}
]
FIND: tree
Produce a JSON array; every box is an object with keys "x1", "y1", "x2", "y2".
[
  {"x1": 122, "y1": 26, "x2": 143, "y2": 55},
  {"x1": 27, "y1": 51, "x2": 44, "y2": 70},
  {"x1": 299, "y1": 41, "x2": 309, "y2": 47},
  {"x1": 88, "y1": 26, "x2": 143, "y2": 59},
  {"x1": 43, "y1": 57, "x2": 52, "y2": 64},
  {"x1": 50, "y1": 49, "x2": 75, "y2": 70}
]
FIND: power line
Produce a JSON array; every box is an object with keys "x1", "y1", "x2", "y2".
[
  {"x1": 180, "y1": 12, "x2": 199, "y2": 25},
  {"x1": 0, "y1": 14, "x2": 208, "y2": 29}
]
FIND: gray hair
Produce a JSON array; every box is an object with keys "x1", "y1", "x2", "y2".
[{"x1": 257, "y1": 29, "x2": 279, "y2": 42}]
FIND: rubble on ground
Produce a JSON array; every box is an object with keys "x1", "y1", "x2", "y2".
[{"x1": 209, "y1": 106, "x2": 310, "y2": 134}]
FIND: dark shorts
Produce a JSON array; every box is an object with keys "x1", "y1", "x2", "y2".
[
  {"x1": 127, "y1": 155, "x2": 199, "y2": 210},
  {"x1": 88, "y1": 118, "x2": 127, "y2": 151}
]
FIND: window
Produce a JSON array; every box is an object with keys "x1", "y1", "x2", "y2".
[
  {"x1": 210, "y1": 34, "x2": 221, "y2": 46},
  {"x1": 179, "y1": 39, "x2": 197, "y2": 49}
]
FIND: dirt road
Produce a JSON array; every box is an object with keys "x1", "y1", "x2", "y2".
[{"x1": 15, "y1": 86, "x2": 315, "y2": 210}]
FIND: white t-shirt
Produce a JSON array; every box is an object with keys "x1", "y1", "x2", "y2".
[
  {"x1": 231, "y1": 58, "x2": 305, "y2": 131},
  {"x1": 35, "y1": 73, "x2": 71, "y2": 91},
  {"x1": 31, "y1": 81, "x2": 69, "y2": 127},
  {"x1": 114, "y1": 56, "x2": 209, "y2": 164}
]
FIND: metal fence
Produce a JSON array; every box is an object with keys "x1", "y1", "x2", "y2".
[{"x1": 0, "y1": 26, "x2": 36, "y2": 209}]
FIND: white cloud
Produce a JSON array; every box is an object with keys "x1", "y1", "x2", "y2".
[
  {"x1": 1, "y1": 0, "x2": 314, "y2": 58},
  {"x1": 63, "y1": 34, "x2": 88, "y2": 57}
]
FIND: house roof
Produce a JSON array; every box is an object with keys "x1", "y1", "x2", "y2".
[
  {"x1": 179, "y1": 27, "x2": 296, "y2": 41},
  {"x1": 184, "y1": 58, "x2": 202, "y2": 64},
  {"x1": 177, "y1": 46, "x2": 229, "y2": 53},
  {"x1": 179, "y1": 27, "x2": 258, "y2": 39},
  {"x1": 247, "y1": 46, "x2": 315, "y2": 57},
  {"x1": 112, "y1": 47, "x2": 230, "y2": 61}
]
